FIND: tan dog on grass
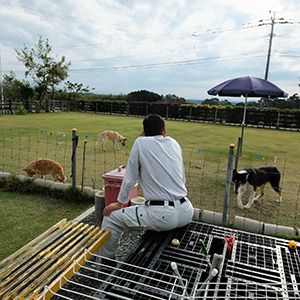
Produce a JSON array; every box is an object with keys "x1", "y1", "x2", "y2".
[
  {"x1": 24, "y1": 158, "x2": 66, "y2": 182},
  {"x1": 97, "y1": 130, "x2": 127, "y2": 151}
]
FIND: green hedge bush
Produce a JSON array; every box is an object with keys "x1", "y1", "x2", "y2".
[{"x1": 0, "y1": 175, "x2": 94, "y2": 203}]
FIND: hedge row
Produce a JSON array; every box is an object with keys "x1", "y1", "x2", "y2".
[
  {"x1": 4, "y1": 99, "x2": 299, "y2": 129},
  {"x1": 74, "y1": 101, "x2": 300, "y2": 129}
]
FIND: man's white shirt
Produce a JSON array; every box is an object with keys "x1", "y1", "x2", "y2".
[{"x1": 117, "y1": 135, "x2": 187, "y2": 203}]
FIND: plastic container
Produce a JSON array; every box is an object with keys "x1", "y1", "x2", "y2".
[
  {"x1": 102, "y1": 167, "x2": 138, "y2": 206},
  {"x1": 130, "y1": 197, "x2": 145, "y2": 206}
]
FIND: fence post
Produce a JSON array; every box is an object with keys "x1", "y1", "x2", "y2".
[
  {"x1": 214, "y1": 108, "x2": 218, "y2": 123},
  {"x1": 81, "y1": 136, "x2": 88, "y2": 192},
  {"x1": 71, "y1": 128, "x2": 78, "y2": 189},
  {"x1": 276, "y1": 111, "x2": 280, "y2": 129},
  {"x1": 223, "y1": 143, "x2": 235, "y2": 226}
]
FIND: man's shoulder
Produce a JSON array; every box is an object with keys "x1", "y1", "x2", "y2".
[
  {"x1": 136, "y1": 136, "x2": 179, "y2": 144},
  {"x1": 135, "y1": 136, "x2": 181, "y2": 153}
]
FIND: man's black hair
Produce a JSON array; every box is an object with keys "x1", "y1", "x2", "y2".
[{"x1": 143, "y1": 114, "x2": 165, "y2": 136}]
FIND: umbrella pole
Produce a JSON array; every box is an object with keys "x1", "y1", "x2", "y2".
[{"x1": 240, "y1": 94, "x2": 248, "y2": 156}]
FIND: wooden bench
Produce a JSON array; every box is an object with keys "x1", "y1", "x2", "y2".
[{"x1": 0, "y1": 219, "x2": 110, "y2": 299}]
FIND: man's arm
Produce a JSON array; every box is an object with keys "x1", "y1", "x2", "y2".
[
  {"x1": 117, "y1": 139, "x2": 140, "y2": 203},
  {"x1": 103, "y1": 201, "x2": 123, "y2": 216},
  {"x1": 103, "y1": 139, "x2": 140, "y2": 216}
]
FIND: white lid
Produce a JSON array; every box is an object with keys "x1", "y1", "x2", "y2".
[{"x1": 130, "y1": 197, "x2": 145, "y2": 205}]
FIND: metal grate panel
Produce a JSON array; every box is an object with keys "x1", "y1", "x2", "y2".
[
  {"x1": 41, "y1": 221, "x2": 300, "y2": 299},
  {"x1": 234, "y1": 242, "x2": 278, "y2": 270}
]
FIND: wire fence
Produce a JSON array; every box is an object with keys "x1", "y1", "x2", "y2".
[{"x1": 0, "y1": 127, "x2": 299, "y2": 229}]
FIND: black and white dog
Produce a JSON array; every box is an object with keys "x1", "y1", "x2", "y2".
[{"x1": 232, "y1": 167, "x2": 282, "y2": 209}]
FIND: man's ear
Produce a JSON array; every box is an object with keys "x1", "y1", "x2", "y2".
[{"x1": 162, "y1": 129, "x2": 166, "y2": 137}]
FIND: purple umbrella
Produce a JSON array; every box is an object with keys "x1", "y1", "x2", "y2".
[
  {"x1": 207, "y1": 76, "x2": 288, "y2": 98},
  {"x1": 207, "y1": 76, "x2": 288, "y2": 155}
]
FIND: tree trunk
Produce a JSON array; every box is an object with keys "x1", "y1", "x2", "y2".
[{"x1": 40, "y1": 86, "x2": 48, "y2": 112}]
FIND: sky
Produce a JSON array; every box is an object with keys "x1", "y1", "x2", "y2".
[{"x1": 1, "y1": 0, "x2": 300, "y2": 100}]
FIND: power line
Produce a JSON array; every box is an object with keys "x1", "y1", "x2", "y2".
[
  {"x1": 68, "y1": 52, "x2": 265, "y2": 73},
  {"x1": 4, "y1": 51, "x2": 299, "y2": 75},
  {"x1": 191, "y1": 17, "x2": 299, "y2": 38},
  {"x1": 192, "y1": 20, "x2": 268, "y2": 37}
]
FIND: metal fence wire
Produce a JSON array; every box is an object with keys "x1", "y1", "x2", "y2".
[{"x1": 0, "y1": 127, "x2": 299, "y2": 229}]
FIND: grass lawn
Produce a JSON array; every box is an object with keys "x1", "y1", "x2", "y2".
[
  {"x1": 0, "y1": 190, "x2": 92, "y2": 260},
  {"x1": 0, "y1": 112, "x2": 299, "y2": 228}
]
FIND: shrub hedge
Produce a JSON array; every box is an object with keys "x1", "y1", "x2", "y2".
[{"x1": 0, "y1": 175, "x2": 94, "y2": 203}]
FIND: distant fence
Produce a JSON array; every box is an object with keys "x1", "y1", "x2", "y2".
[
  {"x1": 0, "y1": 127, "x2": 299, "y2": 230},
  {"x1": 1, "y1": 99, "x2": 300, "y2": 131}
]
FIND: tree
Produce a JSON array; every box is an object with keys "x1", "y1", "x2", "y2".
[
  {"x1": 3, "y1": 71, "x2": 34, "y2": 112},
  {"x1": 3, "y1": 71, "x2": 20, "y2": 101},
  {"x1": 286, "y1": 93, "x2": 300, "y2": 109},
  {"x1": 247, "y1": 101, "x2": 260, "y2": 107},
  {"x1": 16, "y1": 36, "x2": 70, "y2": 105},
  {"x1": 161, "y1": 94, "x2": 186, "y2": 104},
  {"x1": 127, "y1": 90, "x2": 162, "y2": 103},
  {"x1": 63, "y1": 81, "x2": 94, "y2": 101},
  {"x1": 258, "y1": 97, "x2": 275, "y2": 108},
  {"x1": 201, "y1": 98, "x2": 220, "y2": 105},
  {"x1": 219, "y1": 99, "x2": 232, "y2": 106},
  {"x1": 271, "y1": 98, "x2": 287, "y2": 109}
]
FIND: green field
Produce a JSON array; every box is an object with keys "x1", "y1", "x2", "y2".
[
  {"x1": 0, "y1": 112, "x2": 299, "y2": 228},
  {"x1": 0, "y1": 190, "x2": 91, "y2": 260}
]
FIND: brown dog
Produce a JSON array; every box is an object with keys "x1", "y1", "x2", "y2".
[
  {"x1": 24, "y1": 158, "x2": 66, "y2": 182},
  {"x1": 97, "y1": 130, "x2": 127, "y2": 151}
]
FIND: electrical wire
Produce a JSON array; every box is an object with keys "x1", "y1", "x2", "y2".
[
  {"x1": 3, "y1": 52, "x2": 299, "y2": 75},
  {"x1": 68, "y1": 53, "x2": 265, "y2": 73}
]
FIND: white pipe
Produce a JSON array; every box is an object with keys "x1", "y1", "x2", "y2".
[{"x1": 171, "y1": 262, "x2": 189, "y2": 298}]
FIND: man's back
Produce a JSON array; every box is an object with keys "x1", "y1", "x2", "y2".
[{"x1": 126, "y1": 135, "x2": 187, "y2": 201}]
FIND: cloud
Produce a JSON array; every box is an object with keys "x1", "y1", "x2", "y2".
[{"x1": 1, "y1": 0, "x2": 299, "y2": 98}]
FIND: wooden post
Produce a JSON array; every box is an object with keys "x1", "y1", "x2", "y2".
[
  {"x1": 214, "y1": 107, "x2": 218, "y2": 123},
  {"x1": 276, "y1": 111, "x2": 280, "y2": 129}
]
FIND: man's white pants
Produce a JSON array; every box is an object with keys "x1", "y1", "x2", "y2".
[{"x1": 99, "y1": 199, "x2": 194, "y2": 258}]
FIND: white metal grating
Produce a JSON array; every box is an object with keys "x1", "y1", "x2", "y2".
[{"x1": 40, "y1": 221, "x2": 300, "y2": 300}]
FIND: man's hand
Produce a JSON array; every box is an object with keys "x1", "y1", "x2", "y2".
[{"x1": 103, "y1": 202, "x2": 123, "y2": 217}]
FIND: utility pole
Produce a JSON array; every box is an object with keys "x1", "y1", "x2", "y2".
[
  {"x1": 264, "y1": 12, "x2": 275, "y2": 80},
  {"x1": 0, "y1": 48, "x2": 4, "y2": 109}
]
